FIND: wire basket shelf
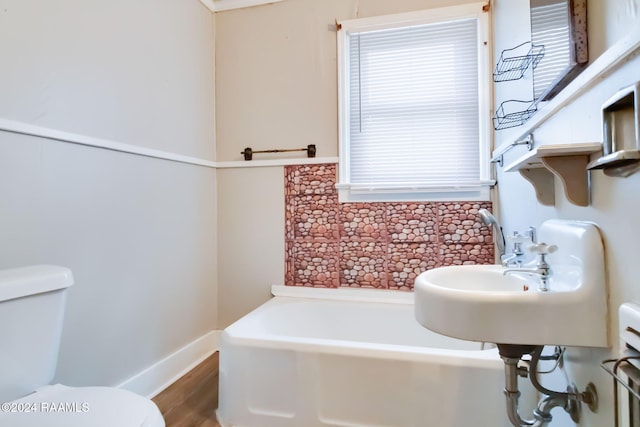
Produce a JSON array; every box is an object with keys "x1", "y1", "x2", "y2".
[
  {"x1": 493, "y1": 42, "x2": 545, "y2": 82},
  {"x1": 493, "y1": 99, "x2": 538, "y2": 130}
]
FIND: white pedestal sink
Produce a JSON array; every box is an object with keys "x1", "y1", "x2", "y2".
[{"x1": 414, "y1": 219, "x2": 608, "y2": 347}]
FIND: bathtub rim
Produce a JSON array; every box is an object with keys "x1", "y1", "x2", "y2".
[
  {"x1": 223, "y1": 295, "x2": 501, "y2": 368},
  {"x1": 271, "y1": 284, "x2": 414, "y2": 304}
]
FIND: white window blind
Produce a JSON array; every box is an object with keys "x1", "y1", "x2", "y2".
[
  {"x1": 531, "y1": 1, "x2": 571, "y2": 100},
  {"x1": 337, "y1": 5, "x2": 491, "y2": 201}
]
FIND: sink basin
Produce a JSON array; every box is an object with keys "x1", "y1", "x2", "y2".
[
  {"x1": 421, "y1": 264, "x2": 530, "y2": 292},
  {"x1": 414, "y1": 219, "x2": 608, "y2": 347}
]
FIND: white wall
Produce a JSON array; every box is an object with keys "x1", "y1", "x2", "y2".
[
  {"x1": 0, "y1": 0, "x2": 216, "y2": 159},
  {"x1": 0, "y1": 0, "x2": 218, "y2": 390},
  {"x1": 493, "y1": 0, "x2": 640, "y2": 425}
]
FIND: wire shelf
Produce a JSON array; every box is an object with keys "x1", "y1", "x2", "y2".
[
  {"x1": 493, "y1": 42, "x2": 545, "y2": 82},
  {"x1": 493, "y1": 99, "x2": 538, "y2": 130}
]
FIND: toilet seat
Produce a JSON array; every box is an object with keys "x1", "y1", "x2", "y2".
[{"x1": 0, "y1": 384, "x2": 165, "y2": 427}]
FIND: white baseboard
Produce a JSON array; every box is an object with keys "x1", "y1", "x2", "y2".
[{"x1": 117, "y1": 330, "x2": 222, "y2": 398}]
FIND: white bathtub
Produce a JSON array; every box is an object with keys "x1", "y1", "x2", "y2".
[{"x1": 217, "y1": 286, "x2": 517, "y2": 427}]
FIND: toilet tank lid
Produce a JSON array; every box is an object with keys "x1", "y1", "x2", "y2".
[{"x1": 0, "y1": 265, "x2": 74, "y2": 302}]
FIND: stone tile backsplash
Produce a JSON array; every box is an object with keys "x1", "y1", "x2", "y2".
[{"x1": 284, "y1": 164, "x2": 494, "y2": 290}]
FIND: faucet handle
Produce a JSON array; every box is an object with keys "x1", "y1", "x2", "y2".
[
  {"x1": 507, "y1": 233, "x2": 529, "y2": 244},
  {"x1": 527, "y1": 242, "x2": 557, "y2": 255}
]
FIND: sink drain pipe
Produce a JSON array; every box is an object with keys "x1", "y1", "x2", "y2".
[{"x1": 499, "y1": 345, "x2": 598, "y2": 427}]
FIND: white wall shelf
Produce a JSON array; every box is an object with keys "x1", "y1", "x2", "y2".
[
  {"x1": 216, "y1": 157, "x2": 338, "y2": 169},
  {"x1": 504, "y1": 143, "x2": 602, "y2": 206}
]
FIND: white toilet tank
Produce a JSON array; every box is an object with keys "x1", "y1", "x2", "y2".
[{"x1": 0, "y1": 265, "x2": 74, "y2": 403}]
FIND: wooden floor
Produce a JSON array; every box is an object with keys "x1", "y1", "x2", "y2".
[{"x1": 153, "y1": 352, "x2": 221, "y2": 427}]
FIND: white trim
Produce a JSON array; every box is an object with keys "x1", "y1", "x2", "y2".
[
  {"x1": 476, "y1": 5, "x2": 492, "y2": 183},
  {"x1": 271, "y1": 285, "x2": 414, "y2": 304},
  {"x1": 199, "y1": 0, "x2": 217, "y2": 12},
  {"x1": 337, "y1": 2, "x2": 488, "y2": 32},
  {"x1": 117, "y1": 330, "x2": 220, "y2": 399},
  {"x1": 200, "y1": 0, "x2": 286, "y2": 13},
  {"x1": 0, "y1": 117, "x2": 217, "y2": 168},
  {"x1": 335, "y1": 180, "x2": 496, "y2": 191},
  {"x1": 216, "y1": 157, "x2": 338, "y2": 168},
  {"x1": 494, "y1": 26, "x2": 640, "y2": 157},
  {"x1": 1, "y1": 117, "x2": 332, "y2": 169},
  {"x1": 337, "y1": 187, "x2": 492, "y2": 203}
]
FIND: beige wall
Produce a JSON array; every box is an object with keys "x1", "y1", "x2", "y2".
[
  {"x1": 215, "y1": 0, "x2": 474, "y2": 162},
  {"x1": 217, "y1": 167, "x2": 285, "y2": 327},
  {"x1": 215, "y1": 0, "x2": 480, "y2": 327},
  {"x1": 0, "y1": 0, "x2": 217, "y2": 389}
]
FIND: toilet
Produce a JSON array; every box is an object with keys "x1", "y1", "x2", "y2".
[{"x1": 0, "y1": 265, "x2": 165, "y2": 427}]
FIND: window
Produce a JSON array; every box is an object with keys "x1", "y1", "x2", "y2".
[{"x1": 337, "y1": 3, "x2": 492, "y2": 202}]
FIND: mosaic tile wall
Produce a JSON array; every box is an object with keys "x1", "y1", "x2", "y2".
[{"x1": 284, "y1": 164, "x2": 494, "y2": 290}]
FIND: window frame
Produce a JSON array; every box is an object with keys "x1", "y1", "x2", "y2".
[{"x1": 336, "y1": 3, "x2": 493, "y2": 202}]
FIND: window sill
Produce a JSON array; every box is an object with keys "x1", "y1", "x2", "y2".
[{"x1": 336, "y1": 183, "x2": 494, "y2": 203}]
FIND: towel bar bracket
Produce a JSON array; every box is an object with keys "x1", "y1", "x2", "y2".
[{"x1": 492, "y1": 134, "x2": 534, "y2": 167}]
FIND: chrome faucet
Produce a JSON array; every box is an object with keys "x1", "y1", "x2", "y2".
[
  {"x1": 503, "y1": 242, "x2": 557, "y2": 291},
  {"x1": 501, "y1": 227, "x2": 537, "y2": 267}
]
